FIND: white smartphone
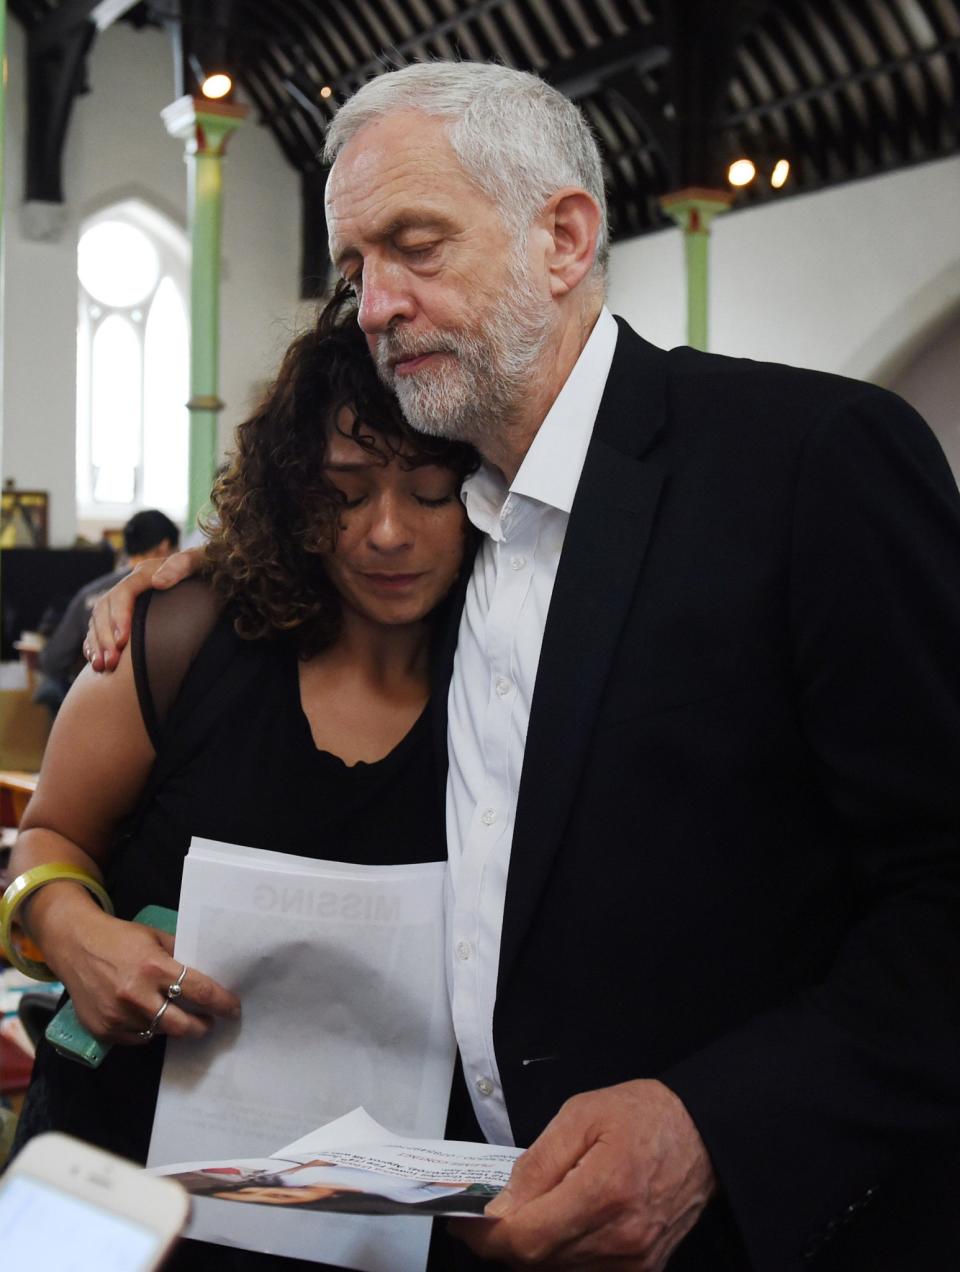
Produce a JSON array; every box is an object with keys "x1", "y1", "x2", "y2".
[{"x1": 0, "y1": 1132, "x2": 190, "y2": 1271}]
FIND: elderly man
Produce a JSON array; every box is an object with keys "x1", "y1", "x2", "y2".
[{"x1": 89, "y1": 62, "x2": 960, "y2": 1272}]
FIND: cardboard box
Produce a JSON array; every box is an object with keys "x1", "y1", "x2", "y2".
[{"x1": 0, "y1": 689, "x2": 49, "y2": 772}]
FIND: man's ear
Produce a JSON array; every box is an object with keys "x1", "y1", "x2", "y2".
[{"x1": 540, "y1": 188, "x2": 602, "y2": 297}]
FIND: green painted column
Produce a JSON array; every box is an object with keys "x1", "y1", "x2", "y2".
[
  {"x1": 0, "y1": 0, "x2": 6, "y2": 238},
  {"x1": 660, "y1": 188, "x2": 733, "y2": 352},
  {"x1": 0, "y1": 0, "x2": 7, "y2": 479},
  {"x1": 161, "y1": 95, "x2": 247, "y2": 529}
]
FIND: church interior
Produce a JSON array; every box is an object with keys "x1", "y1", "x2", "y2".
[{"x1": 1, "y1": 0, "x2": 958, "y2": 1218}]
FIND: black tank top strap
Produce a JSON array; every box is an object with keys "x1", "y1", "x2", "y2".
[
  {"x1": 129, "y1": 579, "x2": 266, "y2": 814},
  {"x1": 132, "y1": 578, "x2": 224, "y2": 745}
]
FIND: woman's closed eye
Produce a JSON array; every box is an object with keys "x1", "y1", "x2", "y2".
[
  {"x1": 334, "y1": 488, "x2": 455, "y2": 510},
  {"x1": 328, "y1": 482, "x2": 367, "y2": 509},
  {"x1": 415, "y1": 492, "x2": 456, "y2": 508}
]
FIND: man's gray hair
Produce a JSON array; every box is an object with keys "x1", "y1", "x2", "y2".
[{"x1": 324, "y1": 60, "x2": 609, "y2": 275}]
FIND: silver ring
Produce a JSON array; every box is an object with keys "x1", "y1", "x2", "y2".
[
  {"x1": 167, "y1": 964, "x2": 188, "y2": 1000},
  {"x1": 138, "y1": 998, "x2": 170, "y2": 1041}
]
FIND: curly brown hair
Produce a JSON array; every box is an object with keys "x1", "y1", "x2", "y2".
[{"x1": 203, "y1": 284, "x2": 478, "y2": 655}]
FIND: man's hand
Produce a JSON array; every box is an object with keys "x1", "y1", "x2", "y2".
[
  {"x1": 85, "y1": 548, "x2": 205, "y2": 672},
  {"x1": 453, "y1": 1079, "x2": 715, "y2": 1270}
]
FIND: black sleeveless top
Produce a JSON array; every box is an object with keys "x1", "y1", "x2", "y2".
[
  {"x1": 16, "y1": 584, "x2": 447, "y2": 1269},
  {"x1": 108, "y1": 584, "x2": 445, "y2": 922}
]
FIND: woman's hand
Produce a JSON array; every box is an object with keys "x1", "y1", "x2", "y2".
[
  {"x1": 43, "y1": 899, "x2": 240, "y2": 1045},
  {"x1": 85, "y1": 548, "x2": 206, "y2": 672}
]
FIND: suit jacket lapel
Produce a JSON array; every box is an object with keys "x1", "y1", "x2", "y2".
[{"x1": 497, "y1": 321, "x2": 669, "y2": 989}]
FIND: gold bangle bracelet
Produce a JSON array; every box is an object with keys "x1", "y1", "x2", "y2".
[{"x1": 0, "y1": 864, "x2": 114, "y2": 981}]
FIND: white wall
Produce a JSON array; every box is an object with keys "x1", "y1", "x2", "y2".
[
  {"x1": 608, "y1": 155, "x2": 960, "y2": 377},
  {"x1": 2, "y1": 19, "x2": 302, "y2": 545},
  {"x1": 607, "y1": 156, "x2": 960, "y2": 474},
  {"x1": 887, "y1": 311, "x2": 960, "y2": 478}
]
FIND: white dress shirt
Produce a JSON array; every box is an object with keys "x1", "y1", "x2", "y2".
[{"x1": 446, "y1": 307, "x2": 620, "y2": 1143}]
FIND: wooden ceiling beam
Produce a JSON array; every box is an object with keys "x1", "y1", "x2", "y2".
[
  {"x1": 852, "y1": 0, "x2": 931, "y2": 154},
  {"x1": 542, "y1": 25, "x2": 668, "y2": 100},
  {"x1": 329, "y1": 0, "x2": 508, "y2": 93},
  {"x1": 334, "y1": 0, "x2": 395, "y2": 68},
  {"x1": 884, "y1": 0, "x2": 944, "y2": 136},
  {"x1": 476, "y1": 2, "x2": 535, "y2": 69},
  {"x1": 24, "y1": 0, "x2": 102, "y2": 204},
  {"x1": 771, "y1": 8, "x2": 860, "y2": 176},
  {"x1": 913, "y1": 0, "x2": 960, "y2": 101},
  {"x1": 726, "y1": 32, "x2": 960, "y2": 158},
  {"x1": 30, "y1": 0, "x2": 139, "y2": 50},
  {"x1": 740, "y1": 27, "x2": 830, "y2": 182},
  {"x1": 662, "y1": 0, "x2": 768, "y2": 189}
]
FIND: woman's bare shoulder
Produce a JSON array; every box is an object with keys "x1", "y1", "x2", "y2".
[{"x1": 136, "y1": 577, "x2": 227, "y2": 738}]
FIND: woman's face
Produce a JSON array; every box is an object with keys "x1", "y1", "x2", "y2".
[
  {"x1": 214, "y1": 1185, "x2": 348, "y2": 1205},
  {"x1": 319, "y1": 408, "x2": 467, "y2": 630}
]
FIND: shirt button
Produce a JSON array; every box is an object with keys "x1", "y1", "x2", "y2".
[
  {"x1": 475, "y1": 1077, "x2": 494, "y2": 1097},
  {"x1": 481, "y1": 808, "x2": 497, "y2": 826},
  {"x1": 509, "y1": 554, "x2": 526, "y2": 571},
  {"x1": 456, "y1": 941, "x2": 472, "y2": 961},
  {"x1": 495, "y1": 677, "x2": 512, "y2": 697}
]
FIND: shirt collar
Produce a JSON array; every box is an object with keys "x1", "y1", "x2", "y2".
[
  {"x1": 510, "y1": 306, "x2": 618, "y2": 514},
  {"x1": 461, "y1": 307, "x2": 619, "y2": 532}
]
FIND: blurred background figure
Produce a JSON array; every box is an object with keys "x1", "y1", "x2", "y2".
[{"x1": 36, "y1": 510, "x2": 179, "y2": 712}]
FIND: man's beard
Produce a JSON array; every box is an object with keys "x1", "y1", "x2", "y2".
[{"x1": 373, "y1": 256, "x2": 551, "y2": 448}]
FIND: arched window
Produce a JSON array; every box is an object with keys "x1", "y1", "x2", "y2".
[{"x1": 76, "y1": 201, "x2": 190, "y2": 525}]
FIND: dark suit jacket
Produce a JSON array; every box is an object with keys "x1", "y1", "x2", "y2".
[{"x1": 433, "y1": 320, "x2": 960, "y2": 1271}]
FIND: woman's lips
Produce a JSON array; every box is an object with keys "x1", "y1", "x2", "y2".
[{"x1": 361, "y1": 572, "x2": 422, "y2": 590}]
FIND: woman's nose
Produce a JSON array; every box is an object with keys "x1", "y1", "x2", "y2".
[{"x1": 365, "y1": 496, "x2": 414, "y2": 551}]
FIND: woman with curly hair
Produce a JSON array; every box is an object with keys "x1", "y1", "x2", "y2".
[{"x1": 6, "y1": 288, "x2": 477, "y2": 1265}]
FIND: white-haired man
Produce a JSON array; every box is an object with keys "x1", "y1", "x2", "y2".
[{"x1": 89, "y1": 61, "x2": 960, "y2": 1272}]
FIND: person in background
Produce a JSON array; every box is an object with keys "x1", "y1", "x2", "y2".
[{"x1": 37, "y1": 509, "x2": 179, "y2": 708}]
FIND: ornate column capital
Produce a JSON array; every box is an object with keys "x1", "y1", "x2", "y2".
[
  {"x1": 659, "y1": 187, "x2": 734, "y2": 235},
  {"x1": 161, "y1": 94, "x2": 249, "y2": 157}
]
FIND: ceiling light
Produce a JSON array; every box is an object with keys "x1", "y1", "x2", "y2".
[
  {"x1": 201, "y1": 72, "x2": 233, "y2": 100},
  {"x1": 727, "y1": 158, "x2": 756, "y2": 187},
  {"x1": 770, "y1": 158, "x2": 791, "y2": 189},
  {"x1": 320, "y1": 86, "x2": 333, "y2": 99}
]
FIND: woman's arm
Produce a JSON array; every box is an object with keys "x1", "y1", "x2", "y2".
[{"x1": 10, "y1": 645, "x2": 239, "y2": 1043}]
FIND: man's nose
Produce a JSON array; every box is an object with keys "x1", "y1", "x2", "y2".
[{"x1": 357, "y1": 260, "x2": 415, "y2": 334}]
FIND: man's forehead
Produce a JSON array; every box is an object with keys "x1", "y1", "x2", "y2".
[
  {"x1": 326, "y1": 113, "x2": 480, "y2": 243},
  {"x1": 331, "y1": 109, "x2": 452, "y2": 173}
]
